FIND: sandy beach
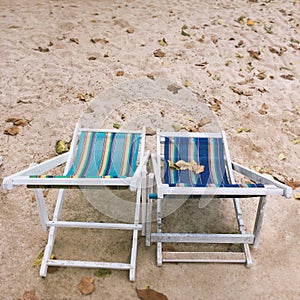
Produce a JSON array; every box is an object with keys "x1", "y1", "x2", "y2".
[{"x1": 0, "y1": 0, "x2": 299, "y2": 299}]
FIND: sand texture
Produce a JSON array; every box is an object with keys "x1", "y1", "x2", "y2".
[{"x1": 0, "y1": 0, "x2": 300, "y2": 299}]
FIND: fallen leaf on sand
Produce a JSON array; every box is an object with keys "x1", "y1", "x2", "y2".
[
  {"x1": 4, "y1": 125, "x2": 19, "y2": 136},
  {"x1": 268, "y1": 46, "x2": 287, "y2": 56},
  {"x1": 126, "y1": 27, "x2": 134, "y2": 33},
  {"x1": 153, "y1": 49, "x2": 165, "y2": 57},
  {"x1": 167, "y1": 84, "x2": 182, "y2": 94},
  {"x1": 55, "y1": 140, "x2": 69, "y2": 155},
  {"x1": 181, "y1": 25, "x2": 190, "y2": 37},
  {"x1": 94, "y1": 269, "x2": 111, "y2": 278},
  {"x1": 294, "y1": 193, "x2": 300, "y2": 200},
  {"x1": 280, "y1": 74, "x2": 295, "y2": 80},
  {"x1": 6, "y1": 117, "x2": 30, "y2": 126},
  {"x1": 278, "y1": 153, "x2": 287, "y2": 161},
  {"x1": 172, "y1": 124, "x2": 182, "y2": 132},
  {"x1": 292, "y1": 139, "x2": 300, "y2": 144},
  {"x1": 230, "y1": 86, "x2": 252, "y2": 96},
  {"x1": 146, "y1": 127, "x2": 156, "y2": 136},
  {"x1": 136, "y1": 287, "x2": 168, "y2": 300},
  {"x1": 113, "y1": 123, "x2": 121, "y2": 129},
  {"x1": 247, "y1": 18, "x2": 255, "y2": 26},
  {"x1": 116, "y1": 70, "x2": 124, "y2": 76},
  {"x1": 21, "y1": 290, "x2": 39, "y2": 300},
  {"x1": 33, "y1": 47, "x2": 49, "y2": 53},
  {"x1": 258, "y1": 102, "x2": 268, "y2": 115},
  {"x1": 76, "y1": 92, "x2": 94, "y2": 102},
  {"x1": 248, "y1": 50, "x2": 261, "y2": 60},
  {"x1": 90, "y1": 37, "x2": 109, "y2": 44},
  {"x1": 237, "y1": 127, "x2": 251, "y2": 133},
  {"x1": 158, "y1": 38, "x2": 168, "y2": 46},
  {"x1": 77, "y1": 277, "x2": 95, "y2": 295},
  {"x1": 197, "y1": 117, "x2": 212, "y2": 127},
  {"x1": 69, "y1": 38, "x2": 79, "y2": 44},
  {"x1": 33, "y1": 248, "x2": 55, "y2": 267},
  {"x1": 284, "y1": 179, "x2": 300, "y2": 190}
]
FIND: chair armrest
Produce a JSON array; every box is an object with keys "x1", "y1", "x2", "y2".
[
  {"x1": 232, "y1": 162, "x2": 292, "y2": 198},
  {"x1": 2, "y1": 152, "x2": 69, "y2": 190},
  {"x1": 130, "y1": 150, "x2": 150, "y2": 190}
]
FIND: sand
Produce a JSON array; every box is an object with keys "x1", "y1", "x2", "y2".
[{"x1": 0, "y1": 0, "x2": 299, "y2": 299}]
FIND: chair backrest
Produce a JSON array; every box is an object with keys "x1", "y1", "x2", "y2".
[
  {"x1": 163, "y1": 135, "x2": 230, "y2": 187},
  {"x1": 67, "y1": 131, "x2": 141, "y2": 178}
]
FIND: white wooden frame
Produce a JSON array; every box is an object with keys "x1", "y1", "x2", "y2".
[
  {"x1": 145, "y1": 130, "x2": 292, "y2": 267},
  {"x1": 2, "y1": 123, "x2": 150, "y2": 281}
]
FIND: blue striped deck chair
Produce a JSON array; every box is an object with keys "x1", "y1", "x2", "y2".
[
  {"x1": 146, "y1": 130, "x2": 291, "y2": 267},
  {"x1": 2, "y1": 123, "x2": 149, "y2": 281}
]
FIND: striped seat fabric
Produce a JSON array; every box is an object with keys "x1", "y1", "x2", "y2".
[
  {"x1": 163, "y1": 136, "x2": 263, "y2": 188},
  {"x1": 66, "y1": 131, "x2": 141, "y2": 178}
]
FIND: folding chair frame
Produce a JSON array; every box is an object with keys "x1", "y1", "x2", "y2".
[
  {"x1": 145, "y1": 130, "x2": 292, "y2": 267},
  {"x1": 3, "y1": 123, "x2": 150, "y2": 281}
]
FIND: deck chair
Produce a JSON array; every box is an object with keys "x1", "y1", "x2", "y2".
[
  {"x1": 146, "y1": 130, "x2": 292, "y2": 267},
  {"x1": 3, "y1": 123, "x2": 149, "y2": 281}
]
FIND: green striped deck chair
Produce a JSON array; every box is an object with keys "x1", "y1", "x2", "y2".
[
  {"x1": 146, "y1": 130, "x2": 291, "y2": 267},
  {"x1": 2, "y1": 123, "x2": 149, "y2": 281}
]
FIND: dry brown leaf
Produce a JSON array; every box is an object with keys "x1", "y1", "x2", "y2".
[
  {"x1": 6, "y1": 117, "x2": 30, "y2": 126},
  {"x1": 248, "y1": 50, "x2": 261, "y2": 60},
  {"x1": 182, "y1": 125, "x2": 198, "y2": 132},
  {"x1": 136, "y1": 287, "x2": 168, "y2": 300},
  {"x1": 116, "y1": 70, "x2": 124, "y2": 76},
  {"x1": 126, "y1": 27, "x2": 135, "y2": 33},
  {"x1": 247, "y1": 18, "x2": 255, "y2": 26},
  {"x1": 258, "y1": 102, "x2": 268, "y2": 115},
  {"x1": 69, "y1": 38, "x2": 79, "y2": 44},
  {"x1": 284, "y1": 180, "x2": 300, "y2": 190},
  {"x1": 77, "y1": 277, "x2": 95, "y2": 295},
  {"x1": 268, "y1": 46, "x2": 287, "y2": 56},
  {"x1": 146, "y1": 73, "x2": 155, "y2": 80},
  {"x1": 197, "y1": 117, "x2": 211, "y2": 127},
  {"x1": 210, "y1": 35, "x2": 218, "y2": 44},
  {"x1": 237, "y1": 15, "x2": 245, "y2": 24},
  {"x1": 34, "y1": 47, "x2": 49, "y2": 53},
  {"x1": 153, "y1": 49, "x2": 165, "y2": 57},
  {"x1": 4, "y1": 125, "x2": 19, "y2": 136},
  {"x1": 230, "y1": 86, "x2": 253, "y2": 96},
  {"x1": 256, "y1": 70, "x2": 266, "y2": 80},
  {"x1": 280, "y1": 74, "x2": 295, "y2": 80},
  {"x1": 90, "y1": 37, "x2": 109, "y2": 44},
  {"x1": 146, "y1": 127, "x2": 156, "y2": 136},
  {"x1": 21, "y1": 290, "x2": 39, "y2": 300},
  {"x1": 88, "y1": 56, "x2": 97, "y2": 60},
  {"x1": 167, "y1": 84, "x2": 182, "y2": 94}
]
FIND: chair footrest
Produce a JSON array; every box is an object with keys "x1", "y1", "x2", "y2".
[
  {"x1": 162, "y1": 251, "x2": 246, "y2": 263},
  {"x1": 151, "y1": 233, "x2": 254, "y2": 244},
  {"x1": 47, "y1": 259, "x2": 132, "y2": 270},
  {"x1": 47, "y1": 221, "x2": 142, "y2": 230}
]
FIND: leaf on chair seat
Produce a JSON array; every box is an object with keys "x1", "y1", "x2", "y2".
[
  {"x1": 136, "y1": 287, "x2": 168, "y2": 300},
  {"x1": 77, "y1": 277, "x2": 95, "y2": 295},
  {"x1": 168, "y1": 160, "x2": 205, "y2": 174},
  {"x1": 168, "y1": 160, "x2": 180, "y2": 170}
]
